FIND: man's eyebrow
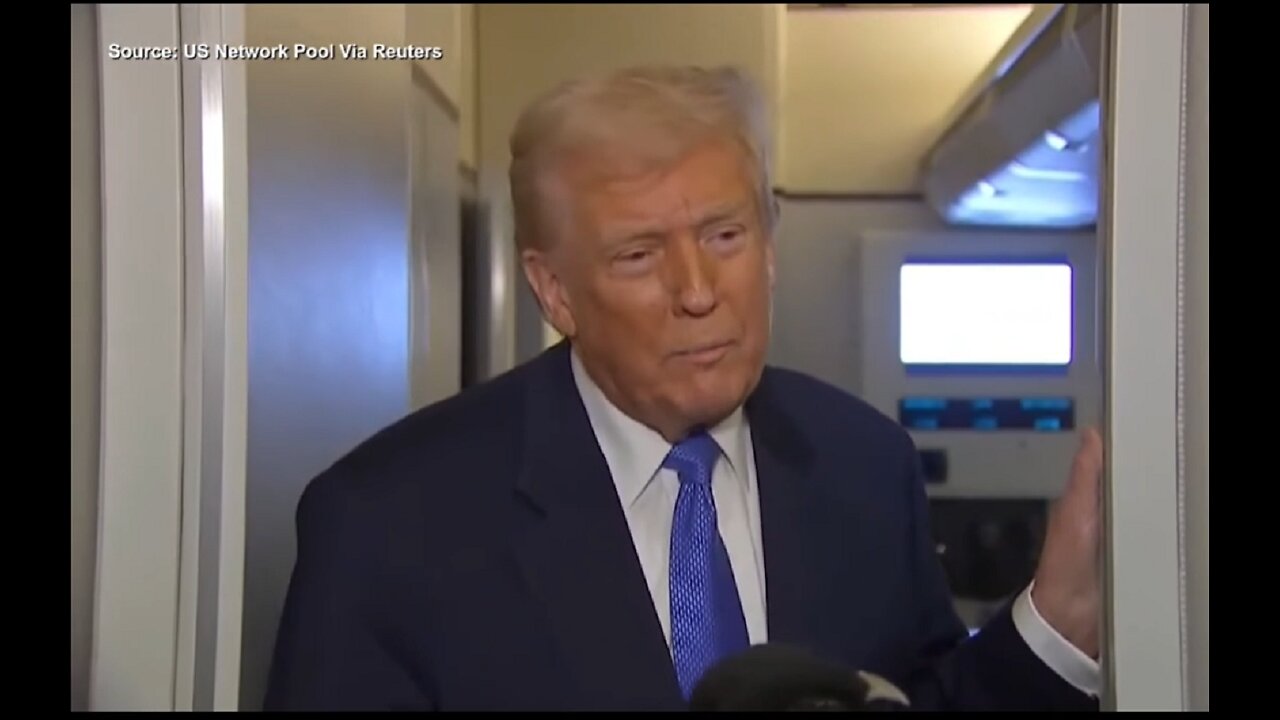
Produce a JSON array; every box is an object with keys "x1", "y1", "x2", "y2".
[
  {"x1": 604, "y1": 226, "x2": 667, "y2": 251},
  {"x1": 603, "y1": 203, "x2": 750, "y2": 249},
  {"x1": 694, "y1": 203, "x2": 749, "y2": 231}
]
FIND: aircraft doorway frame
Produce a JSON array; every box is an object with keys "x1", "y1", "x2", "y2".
[
  {"x1": 88, "y1": 3, "x2": 248, "y2": 712},
  {"x1": 1099, "y1": 2, "x2": 1207, "y2": 712}
]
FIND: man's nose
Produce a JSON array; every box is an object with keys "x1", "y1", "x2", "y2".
[{"x1": 667, "y1": 235, "x2": 717, "y2": 317}]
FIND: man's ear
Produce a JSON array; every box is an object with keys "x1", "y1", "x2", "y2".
[
  {"x1": 521, "y1": 246, "x2": 577, "y2": 339},
  {"x1": 765, "y1": 238, "x2": 776, "y2": 289}
]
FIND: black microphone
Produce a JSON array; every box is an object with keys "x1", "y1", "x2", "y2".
[{"x1": 689, "y1": 643, "x2": 911, "y2": 711}]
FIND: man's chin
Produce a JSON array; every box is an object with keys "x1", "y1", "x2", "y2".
[{"x1": 672, "y1": 387, "x2": 749, "y2": 431}]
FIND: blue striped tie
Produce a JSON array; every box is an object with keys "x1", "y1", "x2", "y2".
[{"x1": 665, "y1": 430, "x2": 749, "y2": 699}]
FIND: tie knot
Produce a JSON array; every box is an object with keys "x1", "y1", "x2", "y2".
[{"x1": 663, "y1": 430, "x2": 721, "y2": 487}]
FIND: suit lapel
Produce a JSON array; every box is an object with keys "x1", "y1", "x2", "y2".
[
  {"x1": 748, "y1": 371, "x2": 897, "y2": 667},
  {"x1": 746, "y1": 370, "x2": 830, "y2": 655},
  {"x1": 510, "y1": 343, "x2": 684, "y2": 710}
]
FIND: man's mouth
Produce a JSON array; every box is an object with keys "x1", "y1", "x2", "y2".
[{"x1": 674, "y1": 340, "x2": 735, "y2": 365}]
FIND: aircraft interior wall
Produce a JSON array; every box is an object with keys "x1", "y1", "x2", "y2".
[
  {"x1": 238, "y1": 4, "x2": 445, "y2": 709},
  {"x1": 768, "y1": 197, "x2": 951, "y2": 396},
  {"x1": 235, "y1": 2, "x2": 478, "y2": 704},
  {"x1": 769, "y1": 195, "x2": 1099, "y2": 630}
]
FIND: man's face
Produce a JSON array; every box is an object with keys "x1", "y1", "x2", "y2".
[{"x1": 528, "y1": 137, "x2": 776, "y2": 441}]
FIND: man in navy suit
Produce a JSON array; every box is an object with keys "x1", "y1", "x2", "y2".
[{"x1": 263, "y1": 65, "x2": 1105, "y2": 711}]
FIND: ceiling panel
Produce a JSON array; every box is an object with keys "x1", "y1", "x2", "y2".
[{"x1": 781, "y1": 4, "x2": 1035, "y2": 194}]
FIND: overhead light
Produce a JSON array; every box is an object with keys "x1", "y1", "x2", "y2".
[
  {"x1": 1044, "y1": 130, "x2": 1069, "y2": 151},
  {"x1": 1008, "y1": 162, "x2": 1086, "y2": 182}
]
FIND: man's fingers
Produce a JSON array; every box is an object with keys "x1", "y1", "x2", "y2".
[
  {"x1": 1055, "y1": 427, "x2": 1104, "y2": 524},
  {"x1": 1070, "y1": 427, "x2": 1104, "y2": 490}
]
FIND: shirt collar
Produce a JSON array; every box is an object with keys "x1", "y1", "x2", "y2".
[{"x1": 570, "y1": 346, "x2": 752, "y2": 508}]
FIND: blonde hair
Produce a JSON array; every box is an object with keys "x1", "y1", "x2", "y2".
[{"x1": 508, "y1": 65, "x2": 777, "y2": 251}]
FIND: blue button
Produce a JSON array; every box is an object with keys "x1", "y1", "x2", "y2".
[
  {"x1": 904, "y1": 397, "x2": 947, "y2": 410},
  {"x1": 1022, "y1": 398, "x2": 1072, "y2": 411}
]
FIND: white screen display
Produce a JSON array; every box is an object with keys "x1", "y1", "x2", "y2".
[{"x1": 899, "y1": 262, "x2": 1072, "y2": 366}]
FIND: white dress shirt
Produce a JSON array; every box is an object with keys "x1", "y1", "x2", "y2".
[{"x1": 569, "y1": 350, "x2": 1101, "y2": 698}]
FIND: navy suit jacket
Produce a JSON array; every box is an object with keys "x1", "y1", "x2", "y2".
[{"x1": 263, "y1": 341, "x2": 1098, "y2": 711}]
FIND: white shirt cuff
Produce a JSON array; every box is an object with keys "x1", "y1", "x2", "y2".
[{"x1": 1011, "y1": 583, "x2": 1102, "y2": 698}]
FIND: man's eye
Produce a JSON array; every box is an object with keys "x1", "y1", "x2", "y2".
[
  {"x1": 620, "y1": 250, "x2": 651, "y2": 263},
  {"x1": 613, "y1": 249, "x2": 656, "y2": 271},
  {"x1": 710, "y1": 228, "x2": 745, "y2": 246}
]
